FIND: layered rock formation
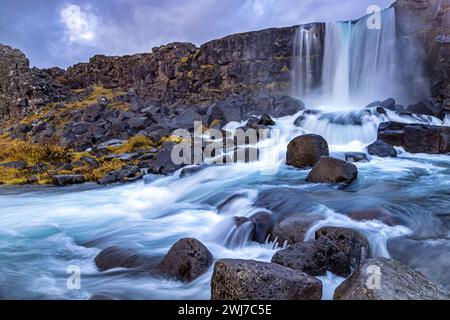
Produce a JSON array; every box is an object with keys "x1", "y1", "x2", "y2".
[{"x1": 394, "y1": 0, "x2": 450, "y2": 112}]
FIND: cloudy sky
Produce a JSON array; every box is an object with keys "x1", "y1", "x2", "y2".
[{"x1": 0, "y1": 0, "x2": 394, "y2": 68}]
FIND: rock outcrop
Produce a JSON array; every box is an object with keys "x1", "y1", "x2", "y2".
[
  {"x1": 378, "y1": 121, "x2": 450, "y2": 154},
  {"x1": 211, "y1": 259, "x2": 322, "y2": 300}
]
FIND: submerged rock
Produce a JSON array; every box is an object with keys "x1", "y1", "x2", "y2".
[
  {"x1": 270, "y1": 214, "x2": 322, "y2": 246},
  {"x1": 95, "y1": 246, "x2": 160, "y2": 272},
  {"x1": 334, "y1": 257, "x2": 449, "y2": 300},
  {"x1": 349, "y1": 208, "x2": 396, "y2": 226},
  {"x1": 306, "y1": 156, "x2": 358, "y2": 185},
  {"x1": 272, "y1": 238, "x2": 351, "y2": 277},
  {"x1": 211, "y1": 259, "x2": 322, "y2": 300},
  {"x1": 367, "y1": 139, "x2": 397, "y2": 157},
  {"x1": 158, "y1": 238, "x2": 213, "y2": 283},
  {"x1": 286, "y1": 134, "x2": 329, "y2": 168}
]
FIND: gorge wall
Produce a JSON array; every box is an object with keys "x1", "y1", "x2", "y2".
[{"x1": 0, "y1": 0, "x2": 449, "y2": 129}]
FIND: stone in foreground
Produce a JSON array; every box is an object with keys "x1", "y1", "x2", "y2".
[
  {"x1": 306, "y1": 156, "x2": 358, "y2": 185},
  {"x1": 272, "y1": 239, "x2": 351, "y2": 277},
  {"x1": 334, "y1": 257, "x2": 449, "y2": 300},
  {"x1": 158, "y1": 238, "x2": 213, "y2": 283},
  {"x1": 367, "y1": 139, "x2": 398, "y2": 157},
  {"x1": 53, "y1": 174, "x2": 85, "y2": 186},
  {"x1": 95, "y1": 246, "x2": 160, "y2": 272},
  {"x1": 286, "y1": 134, "x2": 329, "y2": 168},
  {"x1": 211, "y1": 259, "x2": 322, "y2": 300}
]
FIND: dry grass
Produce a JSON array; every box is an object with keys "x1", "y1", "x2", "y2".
[{"x1": 110, "y1": 135, "x2": 156, "y2": 154}]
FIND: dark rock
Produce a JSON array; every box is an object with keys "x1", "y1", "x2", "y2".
[
  {"x1": 258, "y1": 113, "x2": 275, "y2": 126},
  {"x1": 315, "y1": 227, "x2": 370, "y2": 269},
  {"x1": 380, "y1": 98, "x2": 396, "y2": 110},
  {"x1": 306, "y1": 156, "x2": 358, "y2": 185},
  {"x1": 80, "y1": 156, "x2": 99, "y2": 169},
  {"x1": 286, "y1": 134, "x2": 329, "y2": 168},
  {"x1": 0, "y1": 161, "x2": 27, "y2": 170},
  {"x1": 349, "y1": 208, "x2": 396, "y2": 226},
  {"x1": 407, "y1": 97, "x2": 444, "y2": 119},
  {"x1": 378, "y1": 122, "x2": 450, "y2": 154},
  {"x1": 270, "y1": 214, "x2": 322, "y2": 246},
  {"x1": 249, "y1": 212, "x2": 274, "y2": 243},
  {"x1": 211, "y1": 259, "x2": 322, "y2": 300},
  {"x1": 171, "y1": 108, "x2": 204, "y2": 131},
  {"x1": 95, "y1": 246, "x2": 160, "y2": 272},
  {"x1": 97, "y1": 165, "x2": 142, "y2": 184},
  {"x1": 334, "y1": 257, "x2": 449, "y2": 300},
  {"x1": 157, "y1": 238, "x2": 213, "y2": 283},
  {"x1": 148, "y1": 142, "x2": 184, "y2": 175},
  {"x1": 53, "y1": 174, "x2": 85, "y2": 186},
  {"x1": 367, "y1": 140, "x2": 397, "y2": 157},
  {"x1": 272, "y1": 238, "x2": 351, "y2": 277},
  {"x1": 344, "y1": 152, "x2": 369, "y2": 163}
]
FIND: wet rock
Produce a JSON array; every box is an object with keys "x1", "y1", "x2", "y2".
[
  {"x1": 157, "y1": 238, "x2": 213, "y2": 283},
  {"x1": 211, "y1": 259, "x2": 322, "y2": 300},
  {"x1": 286, "y1": 134, "x2": 329, "y2": 168},
  {"x1": 97, "y1": 165, "x2": 142, "y2": 184},
  {"x1": 258, "y1": 113, "x2": 275, "y2": 126},
  {"x1": 53, "y1": 174, "x2": 85, "y2": 186},
  {"x1": 406, "y1": 97, "x2": 444, "y2": 119},
  {"x1": 270, "y1": 214, "x2": 322, "y2": 245},
  {"x1": 334, "y1": 257, "x2": 449, "y2": 300},
  {"x1": 306, "y1": 156, "x2": 358, "y2": 185},
  {"x1": 0, "y1": 161, "x2": 27, "y2": 170},
  {"x1": 249, "y1": 212, "x2": 274, "y2": 243},
  {"x1": 344, "y1": 152, "x2": 369, "y2": 163},
  {"x1": 148, "y1": 142, "x2": 184, "y2": 175},
  {"x1": 315, "y1": 227, "x2": 370, "y2": 269},
  {"x1": 377, "y1": 122, "x2": 450, "y2": 154},
  {"x1": 95, "y1": 246, "x2": 160, "y2": 272},
  {"x1": 272, "y1": 238, "x2": 351, "y2": 277},
  {"x1": 349, "y1": 208, "x2": 396, "y2": 226},
  {"x1": 380, "y1": 98, "x2": 396, "y2": 110},
  {"x1": 367, "y1": 139, "x2": 397, "y2": 157}
]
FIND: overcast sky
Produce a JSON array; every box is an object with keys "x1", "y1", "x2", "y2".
[{"x1": 0, "y1": 0, "x2": 394, "y2": 68}]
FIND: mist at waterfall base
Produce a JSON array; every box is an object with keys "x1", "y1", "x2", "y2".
[{"x1": 0, "y1": 8, "x2": 449, "y2": 300}]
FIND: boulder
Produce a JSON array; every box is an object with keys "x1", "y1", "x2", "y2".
[
  {"x1": 334, "y1": 257, "x2": 449, "y2": 300},
  {"x1": 95, "y1": 246, "x2": 160, "y2": 272},
  {"x1": 0, "y1": 161, "x2": 27, "y2": 170},
  {"x1": 315, "y1": 227, "x2": 370, "y2": 269},
  {"x1": 148, "y1": 142, "x2": 184, "y2": 175},
  {"x1": 270, "y1": 214, "x2": 322, "y2": 245},
  {"x1": 344, "y1": 152, "x2": 369, "y2": 163},
  {"x1": 157, "y1": 238, "x2": 213, "y2": 283},
  {"x1": 286, "y1": 134, "x2": 329, "y2": 168},
  {"x1": 53, "y1": 174, "x2": 85, "y2": 186},
  {"x1": 306, "y1": 157, "x2": 358, "y2": 185},
  {"x1": 349, "y1": 208, "x2": 396, "y2": 226},
  {"x1": 97, "y1": 165, "x2": 142, "y2": 184},
  {"x1": 211, "y1": 259, "x2": 322, "y2": 300},
  {"x1": 258, "y1": 113, "x2": 275, "y2": 126},
  {"x1": 367, "y1": 139, "x2": 398, "y2": 157},
  {"x1": 272, "y1": 238, "x2": 351, "y2": 277},
  {"x1": 406, "y1": 97, "x2": 444, "y2": 119}
]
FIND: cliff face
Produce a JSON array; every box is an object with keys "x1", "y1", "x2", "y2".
[
  {"x1": 0, "y1": 45, "x2": 70, "y2": 127},
  {"x1": 61, "y1": 26, "x2": 299, "y2": 105},
  {"x1": 0, "y1": 0, "x2": 449, "y2": 128},
  {"x1": 395, "y1": 0, "x2": 450, "y2": 111}
]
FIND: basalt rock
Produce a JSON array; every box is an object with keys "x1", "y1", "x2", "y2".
[
  {"x1": 95, "y1": 246, "x2": 161, "y2": 272},
  {"x1": 378, "y1": 121, "x2": 450, "y2": 154},
  {"x1": 158, "y1": 238, "x2": 213, "y2": 283},
  {"x1": 367, "y1": 139, "x2": 398, "y2": 157},
  {"x1": 272, "y1": 238, "x2": 351, "y2": 277},
  {"x1": 211, "y1": 259, "x2": 322, "y2": 300},
  {"x1": 306, "y1": 157, "x2": 358, "y2": 185},
  {"x1": 53, "y1": 174, "x2": 85, "y2": 186},
  {"x1": 334, "y1": 257, "x2": 449, "y2": 300},
  {"x1": 286, "y1": 134, "x2": 329, "y2": 168},
  {"x1": 270, "y1": 214, "x2": 322, "y2": 246}
]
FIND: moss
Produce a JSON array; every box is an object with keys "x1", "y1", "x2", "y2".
[
  {"x1": 0, "y1": 167, "x2": 28, "y2": 185},
  {"x1": 187, "y1": 70, "x2": 194, "y2": 78},
  {"x1": 109, "y1": 135, "x2": 155, "y2": 154},
  {"x1": 160, "y1": 135, "x2": 184, "y2": 144},
  {"x1": 180, "y1": 56, "x2": 190, "y2": 64},
  {"x1": 281, "y1": 65, "x2": 290, "y2": 73}
]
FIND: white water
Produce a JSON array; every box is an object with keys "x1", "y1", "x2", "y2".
[{"x1": 294, "y1": 8, "x2": 424, "y2": 109}]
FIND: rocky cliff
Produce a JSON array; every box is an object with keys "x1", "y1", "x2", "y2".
[{"x1": 395, "y1": 0, "x2": 450, "y2": 112}]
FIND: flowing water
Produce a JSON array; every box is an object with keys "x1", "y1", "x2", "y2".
[{"x1": 0, "y1": 7, "x2": 449, "y2": 300}]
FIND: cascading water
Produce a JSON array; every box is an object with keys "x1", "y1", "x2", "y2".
[{"x1": 294, "y1": 8, "x2": 417, "y2": 109}]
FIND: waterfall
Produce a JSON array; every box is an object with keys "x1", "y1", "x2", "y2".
[
  {"x1": 291, "y1": 25, "x2": 322, "y2": 98},
  {"x1": 294, "y1": 8, "x2": 410, "y2": 109}
]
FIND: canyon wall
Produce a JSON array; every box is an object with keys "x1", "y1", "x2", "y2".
[{"x1": 0, "y1": 0, "x2": 449, "y2": 128}]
